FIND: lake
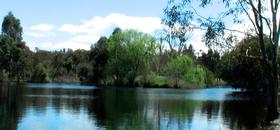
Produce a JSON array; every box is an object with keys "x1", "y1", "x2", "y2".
[{"x1": 0, "y1": 83, "x2": 272, "y2": 130}]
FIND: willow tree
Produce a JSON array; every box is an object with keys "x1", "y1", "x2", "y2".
[{"x1": 163, "y1": 0, "x2": 279, "y2": 121}]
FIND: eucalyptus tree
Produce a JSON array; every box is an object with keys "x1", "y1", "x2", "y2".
[
  {"x1": 1, "y1": 12, "x2": 22, "y2": 42},
  {"x1": 163, "y1": 0, "x2": 280, "y2": 121},
  {"x1": 0, "y1": 12, "x2": 32, "y2": 82},
  {"x1": 162, "y1": 4, "x2": 193, "y2": 55}
]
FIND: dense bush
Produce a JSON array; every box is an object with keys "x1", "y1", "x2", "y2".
[
  {"x1": 30, "y1": 64, "x2": 49, "y2": 83},
  {"x1": 219, "y1": 36, "x2": 270, "y2": 91}
]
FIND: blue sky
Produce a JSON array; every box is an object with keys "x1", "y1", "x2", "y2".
[
  {"x1": 0, "y1": 0, "x2": 166, "y2": 25},
  {"x1": 0, "y1": 0, "x2": 253, "y2": 51},
  {"x1": 0, "y1": 0, "x2": 170, "y2": 50},
  {"x1": 0, "y1": 0, "x2": 168, "y2": 50}
]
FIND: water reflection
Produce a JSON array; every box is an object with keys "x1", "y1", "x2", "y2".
[{"x1": 0, "y1": 83, "x2": 268, "y2": 130}]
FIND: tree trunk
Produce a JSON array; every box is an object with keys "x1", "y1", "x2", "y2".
[
  {"x1": 266, "y1": 44, "x2": 279, "y2": 122},
  {"x1": 255, "y1": 6, "x2": 279, "y2": 120},
  {"x1": 266, "y1": 74, "x2": 279, "y2": 122}
]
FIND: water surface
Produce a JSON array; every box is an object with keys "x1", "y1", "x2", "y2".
[{"x1": 0, "y1": 83, "x2": 267, "y2": 130}]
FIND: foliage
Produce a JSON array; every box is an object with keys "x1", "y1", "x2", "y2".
[
  {"x1": 198, "y1": 49, "x2": 220, "y2": 76},
  {"x1": 30, "y1": 64, "x2": 49, "y2": 83},
  {"x1": 89, "y1": 36, "x2": 109, "y2": 85},
  {"x1": 219, "y1": 36, "x2": 270, "y2": 91},
  {"x1": 0, "y1": 14, "x2": 32, "y2": 82},
  {"x1": 1, "y1": 12, "x2": 22, "y2": 41},
  {"x1": 162, "y1": 0, "x2": 193, "y2": 55},
  {"x1": 164, "y1": 56, "x2": 193, "y2": 87},
  {"x1": 0, "y1": 12, "x2": 216, "y2": 88},
  {"x1": 163, "y1": 55, "x2": 215, "y2": 88},
  {"x1": 184, "y1": 66, "x2": 206, "y2": 87},
  {"x1": 107, "y1": 29, "x2": 156, "y2": 86},
  {"x1": 162, "y1": 0, "x2": 280, "y2": 120}
]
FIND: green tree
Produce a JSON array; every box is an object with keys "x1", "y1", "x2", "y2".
[
  {"x1": 12, "y1": 42, "x2": 32, "y2": 81},
  {"x1": 89, "y1": 36, "x2": 109, "y2": 85},
  {"x1": 122, "y1": 30, "x2": 156, "y2": 85},
  {"x1": 50, "y1": 50, "x2": 68, "y2": 80},
  {"x1": 107, "y1": 28, "x2": 156, "y2": 86},
  {"x1": 107, "y1": 28, "x2": 125, "y2": 86},
  {"x1": 0, "y1": 12, "x2": 32, "y2": 82},
  {"x1": 219, "y1": 36, "x2": 271, "y2": 91},
  {"x1": 30, "y1": 63, "x2": 49, "y2": 83},
  {"x1": 1, "y1": 12, "x2": 22, "y2": 41},
  {"x1": 198, "y1": 49, "x2": 220, "y2": 76},
  {"x1": 0, "y1": 35, "x2": 14, "y2": 73},
  {"x1": 165, "y1": 56, "x2": 193, "y2": 88},
  {"x1": 71, "y1": 49, "x2": 90, "y2": 83},
  {"x1": 184, "y1": 66, "x2": 206, "y2": 86},
  {"x1": 163, "y1": 0, "x2": 280, "y2": 121}
]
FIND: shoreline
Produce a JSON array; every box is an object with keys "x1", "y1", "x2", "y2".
[{"x1": 1, "y1": 81, "x2": 229, "y2": 90}]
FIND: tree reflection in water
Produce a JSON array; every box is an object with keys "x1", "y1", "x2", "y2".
[{"x1": 0, "y1": 83, "x2": 270, "y2": 130}]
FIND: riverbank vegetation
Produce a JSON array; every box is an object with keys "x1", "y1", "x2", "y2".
[
  {"x1": 1, "y1": 12, "x2": 279, "y2": 91},
  {"x1": 0, "y1": 12, "x2": 226, "y2": 88},
  {"x1": 0, "y1": 10, "x2": 278, "y2": 90},
  {"x1": 165, "y1": 0, "x2": 279, "y2": 122}
]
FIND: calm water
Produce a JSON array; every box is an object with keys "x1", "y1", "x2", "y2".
[{"x1": 0, "y1": 83, "x2": 270, "y2": 130}]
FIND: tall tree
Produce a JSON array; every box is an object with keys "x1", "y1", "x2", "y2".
[
  {"x1": 163, "y1": 0, "x2": 280, "y2": 121},
  {"x1": 0, "y1": 12, "x2": 31, "y2": 82},
  {"x1": 1, "y1": 12, "x2": 23, "y2": 41},
  {"x1": 107, "y1": 28, "x2": 125, "y2": 86},
  {"x1": 107, "y1": 28, "x2": 156, "y2": 86},
  {"x1": 89, "y1": 36, "x2": 109, "y2": 85}
]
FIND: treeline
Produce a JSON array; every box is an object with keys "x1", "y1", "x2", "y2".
[
  {"x1": 2, "y1": 12, "x2": 273, "y2": 90},
  {"x1": 0, "y1": 12, "x2": 222, "y2": 88}
]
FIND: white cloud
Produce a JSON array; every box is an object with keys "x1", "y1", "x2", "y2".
[
  {"x1": 27, "y1": 24, "x2": 56, "y2": 40},
  {"x1": 26, "y1": 13, "x2": 163, "y2": 51},
  {"x1": 26, "y1": 31, "x2": 45, "y2": 38},
  {"x1": 106, "y1": 13, "x2": 162, "y2": 33},
  {"x1": 31, "y1": 24, "x2": 55, "y2": 32},
  {"x1": 59, "y1": 13, "x2": 162, "y2": 34},
  {"x1": 189, "y1": 29, "x2": 208, "y2": 52},
  {"x1": 40, "y1": 42, "x2": 54, "y2": 49}
]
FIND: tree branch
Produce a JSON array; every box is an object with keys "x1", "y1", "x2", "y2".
[
  {"x1": 248, "y1": 0, "x2": 261, "y2": 31},
  {"x1": 276, "y1": 19, "x2": 280, "y2": 45},
  {"x1": 238, "y1": 0, "x2": 259, "y2": 34},
  {"x1": 191, "y1": 24, "x2": 254, "y2": 37},
  {"x1": 275, "y1": 0, "x2": 280, "y2": 11},
  {"x1": 270, "y1": 0, "x2": 277, "y2": 45},
  {"x1": 190, "y1": 6, "x2": 210, "y2": 22}
]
